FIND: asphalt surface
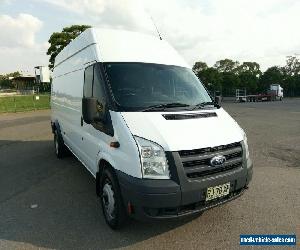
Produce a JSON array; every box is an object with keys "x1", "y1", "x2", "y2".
[{"x1": 0, "y1": 99, "x2": 299, "y2": 250}]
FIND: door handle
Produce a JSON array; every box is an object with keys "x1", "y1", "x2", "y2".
[{"x1": 81, "y1": 116, "x2": 83, "y2": 126}]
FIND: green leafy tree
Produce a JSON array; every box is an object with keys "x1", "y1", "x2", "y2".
[
  {"x1": 284, "y1": 56, "x2": 300, "y2": 76},
  {"x1": 193, "y1": 61, "x2": 222, "y2": 94},
  {"x1": 220, "y1": 72, "x2": 240, "y2": 96},
  {"x1": 214, "y1": 59, "x2": 239, "y2": 73},
  {"x1": 193, "y1": 57, "x2": 300, "y2": 97},
  {"x1": 238, "y1": 72, "x2": 258, "y2": 94},
  {"x1": 47, "y1": 25, "x2": 91, "y2": 70},
  {"x1": 259, "y1": 66, "x2": 283, "y2": 92},
  {"x1": 236, "y1": 62, "x2": 262, "y2": 94},
  {"x1": 237, "y1": 62, "x2": 261, "y2": 75},
  {"x1": 293, "y1": 74, "x2": 300, "y2": 96},
  {"x1": 281, "y1": 56, "x2": 300, "y2": 96},
  {"x1": 212, "y1": 59, "x2": 241, "y2": 96},
  {"x1": 192, "y1": 61, "x2": 208, "y2": 74},
  {"x1": 0, "y1": 71, "x2": 21, "y2": 89}
]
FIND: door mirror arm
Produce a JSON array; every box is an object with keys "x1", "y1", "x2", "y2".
[{"x1": 214, "y1": 96, "x2": 222, "y2": 106}]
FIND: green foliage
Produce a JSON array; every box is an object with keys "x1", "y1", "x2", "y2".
[
  {"x1": 47, "y1": 25, "x2": 91, "y2": 70},
  {"x1": 193, "y1": 62, "x2": 208, "y2": 74},
  {"x1": 284, "y1": 56, "x2": 300, "y2": 76},
  {"x1": 0, "y1": 71, "x2": 21, "y2": 89},
  {"x1": 281, "y1": 56, "x2": 300, "y2": 96},
  {"x1": 193, "y1": 56, "x2": 300, "y2": 97},
  {"x1": 193, "y1": 63, "x2": 221, "y2": 92},
  {"x1": 236, "y1": 62, "x2": 261, "y2": 93},
  {"x1": 259, "y1": 66, "x2": 283, "y2": 92},
  {"x1": 214, "y1": 59, "x2": 239, "y2": 73}
]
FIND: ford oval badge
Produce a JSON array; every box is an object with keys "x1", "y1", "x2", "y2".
[{"x1": 210, "y1": 155, "x2": 226, "y2": 167}]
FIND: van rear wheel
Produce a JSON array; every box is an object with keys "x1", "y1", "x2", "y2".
[
  {"x1": 100, "y1": 168, "x2": 127, "y2": 229},
  {"x1": 54, "y1": 130, "x2": 67, "y2": 158}
]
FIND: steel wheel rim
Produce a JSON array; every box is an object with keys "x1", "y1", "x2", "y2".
[{"x1": 102, "y1": 182, "x2": 115, "y2": 221}]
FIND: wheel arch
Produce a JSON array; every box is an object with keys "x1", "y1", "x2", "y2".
[{"x1": 51, "y1": 120, "x2": 61, "y2": 134}]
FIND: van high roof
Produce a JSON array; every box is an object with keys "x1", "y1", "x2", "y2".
[{"x1": 54, "y1": 28, "x2": 189, "y2": 68}]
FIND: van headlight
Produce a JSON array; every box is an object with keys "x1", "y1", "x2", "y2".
[
  {"x1": 134, "y1": 136, "x2": 170, "y2": 179},
  {"x1": 243, "y1": 133, "x2": 250, "y2": 159}
]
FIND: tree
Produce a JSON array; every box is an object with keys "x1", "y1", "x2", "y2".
[
  {"x1": 238, "y1": 72, "x2": 258, "y2": 94},
  {"x1": 214, "y1": 59, "x2": 239, "y2": 73},
  {"x1": 0, "y1": 71, "x2": 21, "y2": 89},
  {"x1": 47, "y1": 25, "x2": 91, "y2": 70},
  {"x1": 237, "y1": 62, "x2": 261, "y2": 75},
  {"x1": 281, "y1": 56, "x2": 300, "y2": 96},
  {"x1": 236, "y1": 62, "x2": 262, "y2": 94},
  {"x1": 201, "y1": 67, "x2": 222, "y2": 89},
  {"x1": 192, "y1": 61, "x2": 208, "y2": 74},
  {"x1": 259, "y1": 66, "x2": 283, "y2": 92},
  {"x1": 193, "y1": 61, "x2": 221, "y2": 94},
  {"x1": 284, "y1": 56, "x2": 300, "y2": 76},
  {"x1": 220, "y1": 72, "x2": 240, "y2": 96},
  {"x1": 192, "y1": 57, "x2": 300, "y2": 97}
]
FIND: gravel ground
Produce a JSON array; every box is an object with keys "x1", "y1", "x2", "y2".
[{"x1": 0, "y1": 99, "x2": 299, "y2": 250}]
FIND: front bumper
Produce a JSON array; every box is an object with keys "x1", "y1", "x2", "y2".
[{"x1": 117, "y1": 151, "x2": 253, "y2": 221}]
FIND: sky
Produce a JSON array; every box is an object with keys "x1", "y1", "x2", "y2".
[{"x1": 0, "y1": 0, "x2": 300, "y2": 74}]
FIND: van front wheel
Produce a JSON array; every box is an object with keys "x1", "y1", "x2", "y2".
[{"x1": 100, "y1": 168, "x2": 127, "y2": 229}]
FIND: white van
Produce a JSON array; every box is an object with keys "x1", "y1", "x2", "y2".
[{"x1": 51, "y1": 28, "x2": 253, "y2": 229}]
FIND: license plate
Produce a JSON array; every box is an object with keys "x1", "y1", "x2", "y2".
[{"x1": 206, "y1": 182, "x2": 230, "y2": 201}]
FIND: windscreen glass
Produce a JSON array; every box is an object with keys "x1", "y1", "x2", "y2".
[{"x1": 103, "y1": 63, "x2": 212, "y2": 111}]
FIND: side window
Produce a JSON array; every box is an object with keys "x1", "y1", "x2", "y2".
[
  {"x1": 83, "y1": 65, "x2": 94, "y2": 98},
  {"x1": 93, "y1": 64, "x2": 105, "y2": 102}
]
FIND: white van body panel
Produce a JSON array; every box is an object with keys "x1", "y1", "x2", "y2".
[
  {"x1": 55, "y1": 28, "x2": 190, "y2": 69},
  {"x1": 52, "y1": 43, "x2": 97, "y2": 164},
  {"x1": 52, "y1": 27, "x2": 244, "y2": 179},
  {"x1": 52, "y1": 41, "x2": 142, "y2": 178},
  {"x1": 93, "y1": 29, "x2": 189, "y2": 67},
  {"x1": 121, "y1": 108, "x2": 243, "y2": 152},
  {"x1": 54, "y1": 29, "x2": 98, "y2": 69},
  {"x1": 51, "y1": 28, "x2": 253, "y2": 222},
  {"x1": 95, "y1": 111, "x2": 142, "y2": 177}
]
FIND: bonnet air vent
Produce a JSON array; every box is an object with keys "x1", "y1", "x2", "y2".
[{"x1": 162, "y1": 112, "x2": 217, "y2": 120}]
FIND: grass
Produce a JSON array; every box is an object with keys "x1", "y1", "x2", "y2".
[{"x1": 0, "y1": 94, "x2": 50, "y2": 113}]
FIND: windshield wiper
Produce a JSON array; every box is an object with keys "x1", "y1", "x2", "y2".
[
  {"x1": 192, "y1": 101, "x2": 219, "y2": 110},
  {"x1": 142, "y1": 102, "x2": 190, "y2": 112}
]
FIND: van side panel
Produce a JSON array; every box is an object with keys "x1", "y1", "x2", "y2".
[
  {"x1": 52, "y1": 42, "x2": 143, "y2": 178},
  {"x1": 51, "y1": 44, "x2": 98, "y2": 164}
]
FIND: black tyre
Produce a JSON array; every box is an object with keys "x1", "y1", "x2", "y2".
[
  {"x1": 54, "y1": 129, "x2": 68, "y2": 158},
  {"x1": 100, "y1": 168, "x2": 127, "y2": 229}
]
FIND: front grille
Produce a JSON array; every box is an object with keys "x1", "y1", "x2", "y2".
[{"x1": 178, "y1": 142, "x2": 243, "y2": 178}]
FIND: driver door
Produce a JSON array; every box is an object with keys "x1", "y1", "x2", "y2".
[{"x1": 81, "y1": 63, "x2": 112, "y2": 175}]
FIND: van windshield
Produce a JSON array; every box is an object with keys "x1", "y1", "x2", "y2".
[{"x1": 103, "y1": 62, "x2": 212, "y2": 111}]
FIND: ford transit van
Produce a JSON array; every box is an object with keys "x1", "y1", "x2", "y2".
[{"x1": 51, "y1": 28, "x2": 253, "y2": 229}]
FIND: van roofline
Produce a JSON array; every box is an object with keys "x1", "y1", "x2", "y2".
[{"x1": 54, "y1": 28, "x2": 190, "y2": 69}]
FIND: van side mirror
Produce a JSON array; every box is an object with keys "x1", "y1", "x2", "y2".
[
  {"x1": 215, "y1": 96, "x2": 221, "y2": 106},
  {"x1": 82, "y1": 97, "x2": 105, "y2": 124}
]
